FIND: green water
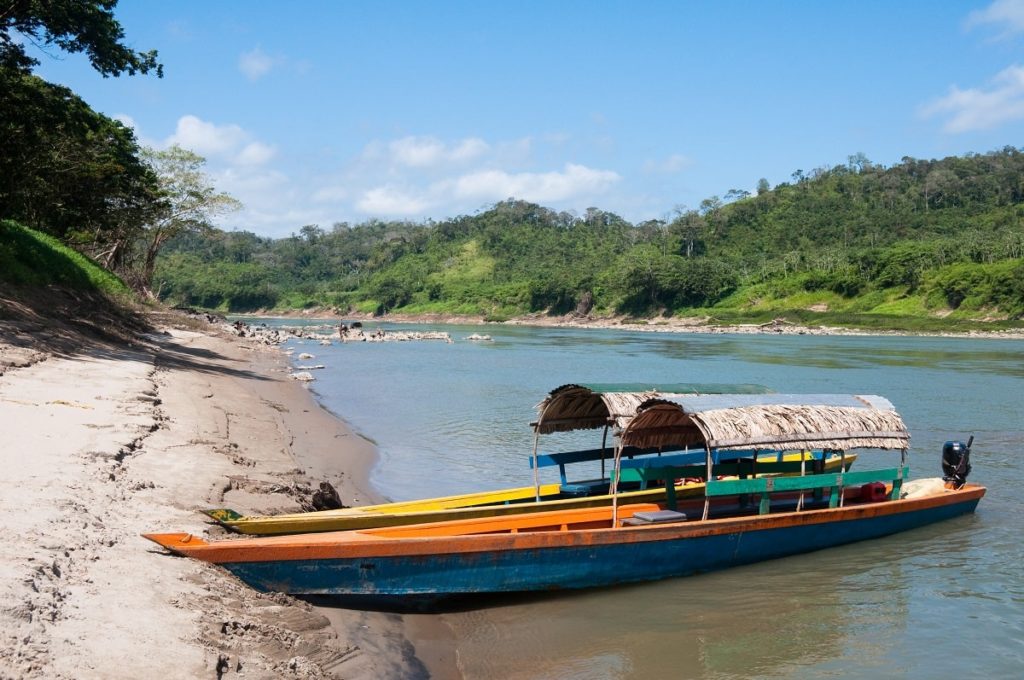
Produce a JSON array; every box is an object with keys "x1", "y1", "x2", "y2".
[{"x1": 280, "y1": 323, "x2": 1023, "y2": 679}]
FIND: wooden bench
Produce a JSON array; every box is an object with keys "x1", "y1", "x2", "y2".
[{"x1": 705, "y1": 467, "x2": 907, "y2": 515}]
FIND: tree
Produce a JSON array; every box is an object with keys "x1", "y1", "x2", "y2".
[
  {"x1": 1, "y1": 0, "x2": 162, "y2": 76},
  {"x1": 847, "y1": 152, "x2": 871, "y2": 173},
  {"x1": 668, "y1": 208, "x2": 706, "y2": 257},
  {"x1": 0, "y1": 71, "x2": 160, "y2": 248},
  {"x1": 724, "y1": 188, "x2": 751, "y2": 203},
  {"x1": 127, "y1": 146, "x2": 241, "y2": 295}
]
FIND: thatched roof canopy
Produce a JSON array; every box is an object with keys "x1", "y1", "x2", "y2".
[
  {"x1": 534, "y1": 383, "x2": 774, "y2": 434},
  {"x1": 619, "y1": 394, "x2": 910, "y2": 452}
]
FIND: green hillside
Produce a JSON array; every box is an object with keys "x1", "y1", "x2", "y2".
[{"x1": 154, "y1": 148, "x2": 1024, "y2": 330}]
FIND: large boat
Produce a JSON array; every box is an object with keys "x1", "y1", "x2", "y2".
[
  {"x1": 204, "y1": 383, "x2": 852, "y2": 534},
  {"x1": 146, "y1": 392, "x2": 983, "y2": 601}
]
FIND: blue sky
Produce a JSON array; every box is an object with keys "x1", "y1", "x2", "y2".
[{"x1": 31, "y1": 1, "x2": 1024, "y2": 237}]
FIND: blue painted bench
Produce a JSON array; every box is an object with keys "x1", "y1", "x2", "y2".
[{"x1": 529, "y1": 444, "x2": 692, "y2": 497}]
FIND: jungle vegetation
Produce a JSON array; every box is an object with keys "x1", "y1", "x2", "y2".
[{"x1": 154, "y1": 148, "x2": 1024, "y2": 329}]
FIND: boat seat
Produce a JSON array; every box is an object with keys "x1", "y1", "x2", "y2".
[{"x1": 622, "y1": 509, "x2": 688, "y2": 525}]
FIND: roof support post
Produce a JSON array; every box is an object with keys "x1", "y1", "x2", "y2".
[
  {"x1": 796, "y1": 450, "x2": 807, "y2": 512},
  {"x1": 611, "y1": 440, "x2": 625, "y2": 527},
  {"x1": 530, "y1": 427, "x2": 543, "y2": 502},
  {"x1": 839, "y1": 449, "x2": 847, "y2": 508},
  {"x1": 702, "y1": 443, "x2": 712, "y2": 521},
  {"x1": 600, "y1": 425, "x2": 609, "y2": 479}
]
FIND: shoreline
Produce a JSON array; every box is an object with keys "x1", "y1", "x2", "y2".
[
  {"x1": 236, "y1": 308, "x2": 1024, "y2": 340},
  {"x1": 0, "y1": 312, "x2": 456, "y2": 679}
]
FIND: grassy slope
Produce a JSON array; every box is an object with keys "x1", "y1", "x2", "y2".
[
  {"x1": 0, "y1": 221, "x2": 152, "y2": 350},
  {"x1": 0, "y1": 220, "x2": 128, "y2": 294}
]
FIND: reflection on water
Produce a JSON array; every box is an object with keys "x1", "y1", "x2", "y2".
[{"x1": 274, "y1": 322, "x2": 1024, "y2": 679}]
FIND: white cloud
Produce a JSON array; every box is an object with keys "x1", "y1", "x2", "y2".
[
  {"x1": 451, "y1": 164, "x2": 620, "y2": 203},
  {"x1": 966, "y1": 0, "x2": 1024, "y2": 37},
  {"x1": 165, "y1": 115, "x2": 248, "y2": 155},
  {"x1": 389, "y1": 136, "x2": 446, "y2": 167},
  {"x1": 239, "y1": 47, "x2": 275, "y2": 81},
  {"x1": 388, "y1": 136, "x2": 490, "y2": 167},
  {"x1": 357, "y1": 186, "x2": 434, "y2": 215},
  {"x1": 351, "y1": 162, "x2": 621, "y2": 217},
  {"x1": 922, "y1": 64, "x2": 1024, "y2": 132},
  {"x1": 162, "y1": 115, "x2": 278, "y2": 167},
  {"x1": 341, "y1": 134, "x2": 621, "y2": 217},
  {"x1": 236, "y1": 141, "x2": 277, "y2": 166}
]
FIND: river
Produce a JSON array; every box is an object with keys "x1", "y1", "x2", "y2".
[{"x1": 271, "y1": 320, "x2": 1022, "y2": 679}]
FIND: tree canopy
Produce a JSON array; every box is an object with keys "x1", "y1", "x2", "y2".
[
  {"x1": 0, "y1": 1, "x2": 245, "y2": 297},
  {"x1": 1, "y1": 0, "x2": 162, "y2": 76},
  {"x1": 0, "y1": 69, "x2": 160, "y2": 244}
]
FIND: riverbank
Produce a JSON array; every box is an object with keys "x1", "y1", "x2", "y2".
[
  {"x1": 0, "y1": 306, "x2": 454, "y2": 679},
  {"x1": 237, "y1": 307, "x2": 1024, "y2": 340}
]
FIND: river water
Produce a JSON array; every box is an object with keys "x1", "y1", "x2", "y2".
[{"x1": 273, "y1": 321, "x2": 1023, "y2": 679}]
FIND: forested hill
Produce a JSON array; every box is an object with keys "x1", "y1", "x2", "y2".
[{"x1": 156, "y1": 148, "x2": 1024, "y2": 329}]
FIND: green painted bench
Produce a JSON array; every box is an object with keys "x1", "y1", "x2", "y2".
[
  {"x1": 616, "y1": 453, "x2": 832, "y2": 510},
  {"x1": 705, "y1": 467, "x2": 907, "y2": 514}
]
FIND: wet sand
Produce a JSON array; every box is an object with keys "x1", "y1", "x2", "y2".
[{"x1": 0, "y1": 317, "x2": 457, "y2": 679}]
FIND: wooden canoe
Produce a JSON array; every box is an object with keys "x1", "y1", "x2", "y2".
[
  {"x1": 146, "y1": 482, "x2": 985, "y2": 599},
  {"x1": 207, "y1": 451, "x2": 853, "y2": 535}
]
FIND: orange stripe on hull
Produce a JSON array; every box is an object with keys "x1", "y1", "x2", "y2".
[{"x1": 142, "y1": 485, "x2": 985, "y2": 565}]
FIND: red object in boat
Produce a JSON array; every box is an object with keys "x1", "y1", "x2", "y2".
[{"x1": 860, "y1": 482, "x2": 888, "y2": 502}]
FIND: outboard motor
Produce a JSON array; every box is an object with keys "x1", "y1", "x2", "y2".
[{"x1": 942, "y1": 437, "x2": 973, "y2": 489}]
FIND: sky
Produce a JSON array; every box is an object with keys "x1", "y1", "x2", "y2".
[{"x1": 30, "y1": 0, "x2": 1024, "y2": 237}]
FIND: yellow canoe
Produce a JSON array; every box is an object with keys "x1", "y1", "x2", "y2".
[{"x1": 206, "y1": 451, "x2": 853, "y2": 535}]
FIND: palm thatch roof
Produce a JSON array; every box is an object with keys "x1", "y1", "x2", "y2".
[
  {"x1": 533, "y1": 383, "x2": 773, "y2": 434},
  {"x1": 619, "y1": 394, "x2": 909, "y2": 452}
]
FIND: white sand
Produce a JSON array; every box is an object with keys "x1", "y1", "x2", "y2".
[{"x1": 0, "y1": 324, "x2": 453, "y2": 679}]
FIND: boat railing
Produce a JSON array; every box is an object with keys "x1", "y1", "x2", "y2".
[
  {"x1": 529, "y1": 442, "x2": 691, "y2": 496},
  {"x1": 530, "y1": 445, "x2": 807, "y2": 497},
  {"x1": 705, "y1": 466, "x2": 907, "y2": 514},
  {"x1": 614, "y1": 451, "x2": 832, "y2": 510}
]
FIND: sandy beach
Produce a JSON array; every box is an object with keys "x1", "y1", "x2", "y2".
[{"x1": 0, "y1": 310, "x2": 454, "y2": 679}]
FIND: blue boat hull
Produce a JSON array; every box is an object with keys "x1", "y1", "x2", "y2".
[{"x1": 224, "y1": 494, "x2": 981, "y2": 597}]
